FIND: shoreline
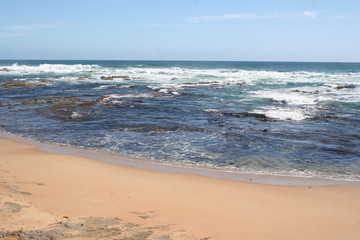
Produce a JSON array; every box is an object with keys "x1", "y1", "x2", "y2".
[
  {"x1": 1, "y1": 134, "x2": 360, "y2": 239},
  {"x1": 1, "y1": 130, "x2": 358, "y2": 186}
]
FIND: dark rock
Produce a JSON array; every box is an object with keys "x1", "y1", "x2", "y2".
[
  {"x1": 182, "y1": 81, "x2": 219, "y2": 86},
  {"x1": 302, "y1": 90, "x2": 320, "y2": 94},
  {"x1": 101, "y1": 75, "x2": 131, "y2": 81},
  {"x1": 100, "y1": 76, "x2": 113, "y2": 80},
  {"x1": 217, "y1": 112, "x2": 272, "y2": 121},
  {"x1": 78, "y1": 76, "x2": 95, "y2": 80},
  {"x1": 292, "y1": 89, "x2": 320, "y2": 94},
  {"x1": 335, "y1": 84, "x2": 356, "y2": 90},
  {"x1": 102, "y1": 85, "x2": 135, "y2": 89},
  {"x1": 0, "y1": 68, "x2": 11, "y2": 72},
  {"x1": 273, "y1": 100, "x2": 287, "y2": 104}
]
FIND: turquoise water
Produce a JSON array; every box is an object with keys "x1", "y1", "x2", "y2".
[{"x1": 1, "y1": 60, "x2": 359, "y2": 181}]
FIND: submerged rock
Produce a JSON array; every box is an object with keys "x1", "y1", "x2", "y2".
[
  {"x1": 38, "y1": 79, "x2": 54, "y2": 83},
  {"x1": 1, "y1": 82, "x2": 46, "y2": 88},
  {"x1": 23, "y1": 96, "x2": 80, "y2": 105},
  {"x1": 96, "y1": 95, "x2": 108, "y2": 103},
  {"x1": 16, "y1": 96, "x2": 99, "y2": 121}
]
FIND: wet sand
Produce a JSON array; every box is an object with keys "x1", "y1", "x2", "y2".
[{"x1": 1, "y1": 136, "x2": 360, "y2": 240}]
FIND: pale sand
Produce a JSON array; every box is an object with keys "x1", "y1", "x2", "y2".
[{"x1": 1, "y1": 137, "x2": 360, "y2": 240}]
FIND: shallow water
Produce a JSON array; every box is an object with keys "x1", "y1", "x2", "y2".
[{"x1": 1, "y1": 60, "x2": 359, "y2": 182}]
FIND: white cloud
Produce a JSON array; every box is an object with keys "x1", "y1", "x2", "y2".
[
  {"x1": 330, "y1": 13, "x2": 360, "y2": 19},
  {"x1": 0, "y1": 32, "x2": 41, "y2": 37},
  {"x1": 0, "y1": 21, "x2": 70, "y2": 38},
  {"x1": 302, "y1": 11, "x2": 318, "y2": 18},
  {"x1": 187, "y1": 13, "x2": 261, "y2": 22},
  {"x1": 2, "y1": 24, "x2": 54, "y2": 31},
  {"x1": 1, "y1": 21, "x2": 70, "y2": 31},
  {"x1": 187, "y1": 11, "x2": 321, "y2": 23},
  {"x1": 130, "y1": 23, "x2": 187, "y2": 28}
]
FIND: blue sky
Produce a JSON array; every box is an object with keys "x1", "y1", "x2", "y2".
[{"x1": 1, "y1": 0, "x2": 360, "y2": 62}]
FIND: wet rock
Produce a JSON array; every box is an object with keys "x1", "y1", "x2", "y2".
[
  {"x1": 77, "y1": 76, "x2": 95, "y2": 80},
  {"x1": 101, "y1": 76, "x2": 113, "y2": 80},
  {"x1": 0, "y1": 68, "x2": 11, "y2": 72},
  {"x1": 182, "y1": 81, "x2": 219, "y2": 86},
  {"x1": 335, "y1": 84, "x2": 357, "y2": 90},
  {"x1": 1, "y1": 82, "x2": 46, "y2": 88},
  {"x1": 273, "y1": 99, "x2": 287, "y2": 104},
  {"x1": 101, "y1": 75, "x2": 131, "y2": 81},
  {"x1": 303, "y1": 90, "x2": 320, "y2": 94},
  {"x1": 292, "y1": 89, "x2": 320, "y2": 94},
  {"x1": 38, "y1": 79, "x2": 54, "y2": 83},
  {"x1": 99, "y1": 85, "x2": 136, "y2": 90},
  {"x1": 217, "y1": 112, "x2": 273, "y2": 121}
]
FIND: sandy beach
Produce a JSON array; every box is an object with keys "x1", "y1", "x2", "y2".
[{"x1": 1, "y1": 136, "x2": 360, "y2": 240}]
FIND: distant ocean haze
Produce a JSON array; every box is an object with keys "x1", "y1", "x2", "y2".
[{"x1": 0, "y1": 60, "x2": 359, "y2": 182}]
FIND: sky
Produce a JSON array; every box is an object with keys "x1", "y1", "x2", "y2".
[{"x1": 1, "y1": 0, "x2": 360, "y2": 62}]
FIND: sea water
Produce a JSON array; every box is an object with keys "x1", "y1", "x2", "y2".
[{"x1": 0, "y1": 60, "x2": 359, "y2": 182}]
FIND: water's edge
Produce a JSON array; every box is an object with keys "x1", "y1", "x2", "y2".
[{"x1": 1, "y1": 130, "x2": 358, "y2": 186}]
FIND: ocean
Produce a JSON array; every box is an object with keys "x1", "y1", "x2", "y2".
[{"x1": 1, "y1": 60, "x2": 359, "y2": 182}]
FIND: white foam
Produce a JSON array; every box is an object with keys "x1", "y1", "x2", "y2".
[
  {"x1": 203, "y1": 109, "x2": 220, "y2": 113},
  {"x1": 70, "y1": 112, "x2": 82, "y2": 119},
  {"x1": 253, "y1": 90, "x2": 317, "y2": 105},
  {"x1": 1, "y1": 63, "x2": 98, "y2": 74},
  {"x1": 3, "y1": 63, "x2": 359, "y2": 88},
  {"x1": 98, "y1": 93, "x2": 153, "y2": 104},
  {"x1": 252, "y1": 107, "x2": 309, "y2": 121}
]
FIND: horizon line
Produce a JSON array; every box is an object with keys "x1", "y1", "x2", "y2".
[{"x1": 1, "y1": 59, "x2": 360, "y2": 64}]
